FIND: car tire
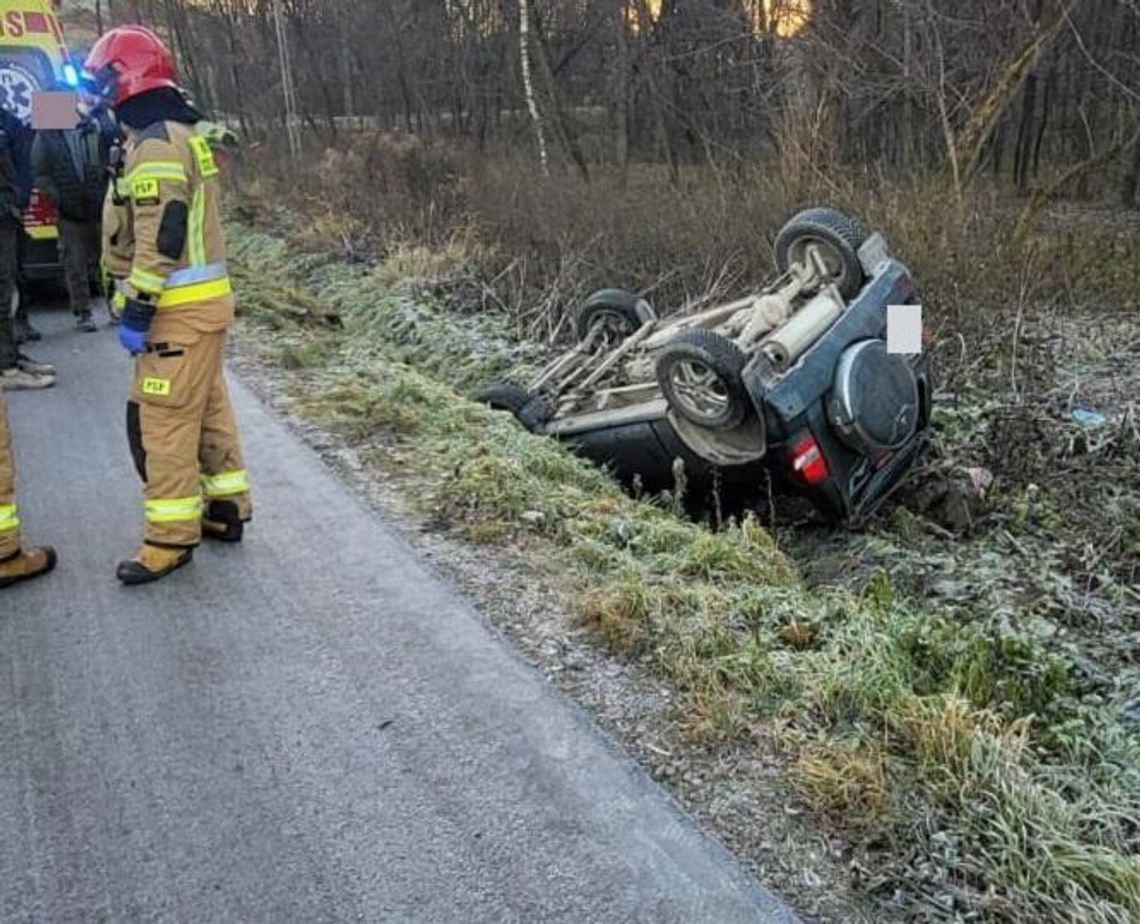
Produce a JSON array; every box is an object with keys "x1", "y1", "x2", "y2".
[
  {"x1": 773, "y1": 207, "x2": 868, "y2": 299},
  {"x1": 474, "y1": 382, "x2": 552, "y2": 432},
  {"x1": 575, "y1": 288, "x2": 656, "y2": 344},
  {"x1": 655, "y1": 329, "x2": 749, "y2": 431}
]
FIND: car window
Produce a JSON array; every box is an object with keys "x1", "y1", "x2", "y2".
[{"x1": 0, "y1": 46, "x2": 54, "y2": 122}]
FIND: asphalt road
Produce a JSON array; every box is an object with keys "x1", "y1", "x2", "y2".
[{"x1": 0, "y1": 309, "x2": 799, "y2": 924}]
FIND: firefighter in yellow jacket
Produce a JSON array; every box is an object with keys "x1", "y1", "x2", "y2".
[
  {"x1": 0, "y1": 390, "x2": 56, "y2": 589},
  {"x1": 84, "y1": 26, "x2": 252, "y2": 585}
]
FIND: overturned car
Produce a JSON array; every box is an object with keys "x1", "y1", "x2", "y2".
[{"x1": 476, "y1": 207, "x2": 933, "y2": 524}]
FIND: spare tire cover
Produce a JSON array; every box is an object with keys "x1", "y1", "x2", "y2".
[{"x1": 828, "y1": 339, "x2": 919, "y2": 453}]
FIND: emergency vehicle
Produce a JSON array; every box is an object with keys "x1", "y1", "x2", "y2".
[{"x1": 0, "y1": 0, "x2": 74, "y2": 281}]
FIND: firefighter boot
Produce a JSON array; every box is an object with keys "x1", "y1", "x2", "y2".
[
  {"x1": 0, "y1": 546, "x2": 57, "y2": 589},
  {"x1": 202, "y1": 499, "x2": 244, "y2": 543},
  {"x1": 116, "y1": 544, "x2": 193, "y2": 585}
]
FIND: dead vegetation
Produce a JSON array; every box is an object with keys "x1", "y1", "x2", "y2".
[
  {"x1": 225, "y1": 178, "x2": 1140, "y2": 919},
  {"x1": 213, "y1": 22, "x2": 1140, "y2": 918}
]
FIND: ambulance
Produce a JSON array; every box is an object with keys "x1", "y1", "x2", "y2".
[{"x1": 0, "y1": 0, "x2": 74, "y2": 281}]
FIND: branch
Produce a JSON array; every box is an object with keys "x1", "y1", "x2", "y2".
[
  {"x1": 1016, "y1": 121, "x2": 1140, "y2": 237},
  {"x1": 955, "y1": 0, "x2": 1074, "y2": 183}
]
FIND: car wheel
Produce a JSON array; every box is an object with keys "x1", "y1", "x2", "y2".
[
  {"x1": 655, "y1": 329, "x2": 749, "y2": 431},
  {"x1": 575, "y1": 288, "x2": 656, "y2": 344},
  {"x1": 474, "y1": 382, "x2": 553, "y2": 432},
  {"x1": 773, "y1": 207, "x2": 868, "y2": 299}
]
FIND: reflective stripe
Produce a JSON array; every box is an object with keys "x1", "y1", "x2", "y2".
[
  {"x1": 156, "y1": 277, "x2": 232, "y2": 310},
  {"x1": 126, "y1": 263, "x2": 228, "y2": 300},
  {"x1": 26, "y1": 225, "x2": 58, "y2": 241},
  {"x1": 188, "y1": 135, "x2": 220, "y2": 179},
  {"x1": 166, "y1": 262, "x2": 227, "y2": 288},
  {"x1": 0, "y1": 504, "x2": 19, "y2": 534},
  {"x1": 128, "y1": 268, "x2": 165, "y2": 295},
  {"x1": 127, "y1": 162, "x2": 188, "y2": 184},
  {"x1": 202, "y1": 470, "x2": 250, "y2": 498},
  {"x1": 114, "y1": 177, "x2": 129, "y2": 198},
  {"x1": 145, "y1": 496, "x2": 203, "y2": 524},
  {"x1": 188, "y1": 186, "x2": 206, "y2": 266}
]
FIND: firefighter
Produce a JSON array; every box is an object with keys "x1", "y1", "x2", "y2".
[
  {"x1": 0, "y1": 390, "x2": 56, "y2": 589},
  {"x1": 83, "y1": 26, "x2": 252, "y2": 585}
]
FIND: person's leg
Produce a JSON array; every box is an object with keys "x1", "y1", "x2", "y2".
[
  {"x1": 0, "y1": 219, "x2": 19, "y2": 372},
  {"x1": 11, "y1": 225, "x2": 39, "y2": 343},
  {"x1": 60, "y1": 218, "x2": 95, "y2": 331},
  {"x1": 0, "y1": 390, "x2": 56, "y2": 588},
  {"x1": 0, "y1": 286, "x2": 17, "y2": 375},
  {"x1": 0, "y1": 391, "x2": 20, "y2": 558},
  {"x1": 199, "y1": 335, "x2": 252, "y2": 541},
  {"x1": 84, "y1": 220, "x2": 106, "y2": 322},
  {"x1": 118, "y1": 332, "x2": 219, "y2": 584},
  {"x1": 0, "y1": 220, "x2": 53, "y2": 390}
]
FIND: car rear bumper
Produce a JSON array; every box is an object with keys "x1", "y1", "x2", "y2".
[{"x1": 20, "y1": 231, "x2": 62, "y2": 282}]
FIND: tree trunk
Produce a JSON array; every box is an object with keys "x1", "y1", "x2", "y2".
[
  {"x1": 271, "y1": 0, "x2": 301, "y2": 158},
  {"x1": 1013, "y1": 73, "x2": 1037, "y2": 192},
  {"x1": 339, "y1": 13, "x2": 354, "y2": 119},
  {"x1": 519, "y1": 0, "x2": 550, "y2": 176},
  {"x1": 530, "y1": 5, "x2": 589, "y2": 180},
  {"x1": 614, "y1": 0, "x2": 630, "y2": 182},
  {"x1": 1123, "y1": 136, "x2": 1140, "y2": 209}
]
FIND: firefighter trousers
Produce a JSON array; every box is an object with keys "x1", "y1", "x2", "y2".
[
  {"x1": 127, "y1": 329, "x2": 252, "y2": 548},
  {"x1": 0, "y1": 391, "x2": 21, "y2": 560}
]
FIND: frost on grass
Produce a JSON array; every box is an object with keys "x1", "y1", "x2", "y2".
[{"x1": 227, "y1": 219, "x2": 1140, "y2": 924}]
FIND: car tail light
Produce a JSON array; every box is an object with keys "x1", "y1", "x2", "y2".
[
  {"x1": 24, "y1": 189, "x2": 58, "y2": 228},
  {"x1": 788, "y1": 431, "x2": 829, "y2": 487}
]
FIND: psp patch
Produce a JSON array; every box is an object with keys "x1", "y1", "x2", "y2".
[
  {"x1": 131, "y1": 177, "x2": 161, "y2": 206},
  {"x1": 141, "y1": 377, "x2": 171, "y2": 397},
  {"x1": 189, "y1": 135, "x2": 219, "y2": 178}
]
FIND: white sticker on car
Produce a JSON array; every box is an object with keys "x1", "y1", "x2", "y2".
[{"x1": 887, "y1": 305, "x2": 923, "y2": 354}]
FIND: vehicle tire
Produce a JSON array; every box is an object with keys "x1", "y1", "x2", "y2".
[
  {"x1": 474, "y1": 382, "x2": 552, "y2": 432},
  {"x1": 655, "y1": 329, "x2": 750, "y2": 431},
  {"x1": 773, "y1": 207, "x2": 868, "y2": 299},
  {"x1": 574, "y1": 288, "x2": 656, "y2": 344}
]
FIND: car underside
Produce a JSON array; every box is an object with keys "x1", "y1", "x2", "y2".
[{"x1": 477, "y1": 207, "x2": 933, "y2": 525}]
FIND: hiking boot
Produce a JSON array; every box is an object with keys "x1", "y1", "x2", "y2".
[
  {"x1": 116, "y1": 544, "x2": 193, "y2": 585},
  {"x1": 202, "y1": 499, "x2": 245, "y2": 543},
  {"x1": 17, "y1": 353, "x2": 55, "y2": 375},
  {"x1": 76, "y1": 312, "x2": 98, "y2": 333},
  {"x1": 0, "y1": 546, "x2": 57, "y2": 589},
  {"x1": 0, "y1": 366, "x2": 56, "y2": 390}
]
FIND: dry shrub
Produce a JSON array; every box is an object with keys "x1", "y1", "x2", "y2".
[
  {"x1": 579, "y1": 581, "x2": 652, "y2": 655},
  {"x1": 465, "y1": 154, "x2": 789, "y2": 315},
  {"x1": 239, "y1": 136, "x2": 1140, "y2": 368},
  {"x1": 795, "y1": 739, "x2": 894, "y2": 830},
  {"x1": 301, "y1": 131, "x2": 467, "y2": 248}
]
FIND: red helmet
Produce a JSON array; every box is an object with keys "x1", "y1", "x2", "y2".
[{"x1": 82, "y1": 25, "x2": 178, "y2": 108}]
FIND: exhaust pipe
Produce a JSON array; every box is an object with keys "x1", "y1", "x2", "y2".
[{"x1": 760, "y1": 290, "x2": 843, "y2": 369}]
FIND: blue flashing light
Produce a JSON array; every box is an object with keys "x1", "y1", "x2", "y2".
[{"x1": 62, "y1": 63, "x2": 79, "y2": 88}]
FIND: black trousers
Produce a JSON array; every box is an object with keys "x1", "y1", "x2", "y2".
[
  {"x1": 59, "y1": 217, "x2": 100, "y2": 315},
  {"x1": 0, "y1": 218, "x2": 19, "y2": 370}
]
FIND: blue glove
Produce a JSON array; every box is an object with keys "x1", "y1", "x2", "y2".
[
  {"x1": 118, "y1": 324, "x2": 147, "y2": 355},
  {"x1": 118, "y1": 297, "x2": 156, "y2": 355}
]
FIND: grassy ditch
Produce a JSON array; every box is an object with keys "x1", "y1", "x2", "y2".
[{"x1": 228, "y1": 221, "x2": 1140, "y2": 924}]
